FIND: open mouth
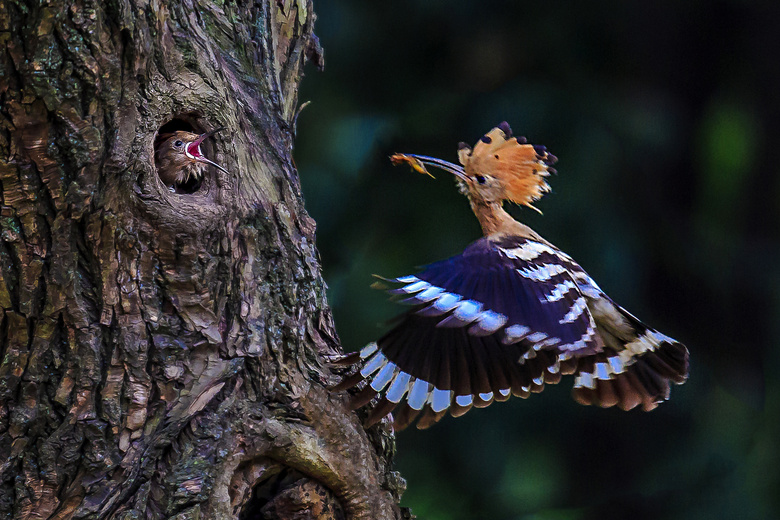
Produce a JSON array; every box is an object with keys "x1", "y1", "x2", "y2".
[
  {"x1": 186, "y1": 142, "x2": 203, "y2": 159},
  {"x1": 185, "y1": 126, "x2": 224, "y2": 160},
  {"x1": 181, "y1": 127, "x2": 230, "y2": 175}
]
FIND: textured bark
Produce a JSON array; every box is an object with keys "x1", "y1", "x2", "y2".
[{"x1": 0, "y1": 0, "x2": 405, "y2": 518}]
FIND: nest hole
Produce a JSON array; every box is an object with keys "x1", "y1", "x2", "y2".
[
  {"x1": 154, "y1": 115, "x2": 211, "y2": 195},
  {"x1": 239, "y1": 468, "x2": 345, "y2": 520}
]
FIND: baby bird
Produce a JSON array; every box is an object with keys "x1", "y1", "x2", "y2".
[
  {"x1": 155, "y1": 128, "x2": 229, "y2": 191},
  {"x1": 333, "y1": 122, "x2": 689, "y2": 431}
]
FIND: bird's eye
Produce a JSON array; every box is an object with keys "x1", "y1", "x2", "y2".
[
  {"x1": 475, "y1": 175, "x2": 486, "y2": 185},
  {"x1": 174, "y1": 140, "x2": 184, "y2": 147}
]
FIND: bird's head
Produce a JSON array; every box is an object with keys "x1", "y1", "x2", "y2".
[
  {"x1": 391, "y1": 122, "x2": 557, "y2": 212},
  {"x1": 155, "y1": 128, "x2": 230, "y2": 185}
]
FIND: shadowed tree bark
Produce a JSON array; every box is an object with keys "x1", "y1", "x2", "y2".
[{"x1": 0, "y1": 0, "x2": 406, "y2": 518}]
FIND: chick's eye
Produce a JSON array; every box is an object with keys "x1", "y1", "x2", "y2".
[
  {"x1": 475, "y1": 175, "x2": 486, "y2": 185},
  {"x1": 174, "y1": 140, "x2": 184, "y2": 147}
]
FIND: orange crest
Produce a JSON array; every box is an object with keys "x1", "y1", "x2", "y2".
[{"x1": 458, "y1": 123, "x2": 557, "y2": 210}]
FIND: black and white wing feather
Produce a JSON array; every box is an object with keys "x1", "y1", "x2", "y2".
[
  {"x1": 334, "y1": 236, "x2": 688, "y2": 430},
  {"x1": 567, "y1": 270, "x2": 689, "y2": 412},
  {"x1": 334, "y1": 237, "x2": 593, "y2": 428}
]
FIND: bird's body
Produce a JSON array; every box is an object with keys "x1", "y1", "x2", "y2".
[
  {"x1": 333, "y1": 122, "x2": 689, "y2": 430},
  {"x1": 155, "y1": 129, "x2": 229, "y2": 190}
]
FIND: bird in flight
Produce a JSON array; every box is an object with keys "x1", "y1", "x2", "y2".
[{"x1": 333, "y1": 122, "x2": 689, "y2": 431}]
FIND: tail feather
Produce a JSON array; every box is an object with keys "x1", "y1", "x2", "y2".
[{"x1": 572, "y1": 295, "x2": 689, "y2": 412}]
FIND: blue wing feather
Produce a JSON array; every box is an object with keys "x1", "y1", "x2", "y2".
[
  {"x1": 407, "y1": 237, "x2": 597, "y2": 351},
  {"x1": 364, "y1": 237, "x2": 602, "y2": 408},
  {"x1": 340, "y1": 238, "x2": 688, "y2": 430}
]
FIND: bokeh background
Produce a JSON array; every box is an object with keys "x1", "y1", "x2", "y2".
[{"x1": 294, "y1": 2, "x2": 780, "y2": 519}]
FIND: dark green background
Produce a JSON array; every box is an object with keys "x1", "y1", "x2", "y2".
[{"x1": 295, "y1": 2, "x2": 779, "y2": 519}]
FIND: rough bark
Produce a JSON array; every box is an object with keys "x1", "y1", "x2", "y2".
[{"x1": 0, "y1": 0, "x2": 405, "y2": 518}]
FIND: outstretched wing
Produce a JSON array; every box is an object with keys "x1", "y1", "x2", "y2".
[
  {"x1": 335, "y1": 236, "x2": 602, "y2": 429},
  {"x1": 565, "y1": 270, "x2": 689, "y2": 412}
]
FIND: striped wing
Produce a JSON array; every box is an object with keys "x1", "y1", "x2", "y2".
[
  {"x1": 335, "y1": 237, "x2": 601, "y2": 429},
  {"x1": 566, "y1": 270, "x2": 689, "y2": 412},
  {"x1": 334, "y1": 236, "x2": 690, "y2": 429}
]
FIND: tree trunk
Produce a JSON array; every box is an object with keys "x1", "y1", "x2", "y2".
[{"x1": 0, "y1": 1, "x2": 405, "y2": 518}]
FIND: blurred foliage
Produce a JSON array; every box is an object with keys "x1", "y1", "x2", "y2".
[{"x1": 295, "y1": 1, "x2": 780, "y2": 518}]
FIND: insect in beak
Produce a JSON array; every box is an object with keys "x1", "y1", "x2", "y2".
[
  {"x1": 390, "y1": 153, "x2": 469, "y2": 182},
  {"x1": 185, "y1": 127, "x2": 230, "y2": 175}
]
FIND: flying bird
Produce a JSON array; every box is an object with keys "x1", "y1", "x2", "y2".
[{"x1": 333, "y1": 122, "x2": 689, "y2": 430}]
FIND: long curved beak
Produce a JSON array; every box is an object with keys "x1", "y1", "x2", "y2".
[
  {"x1": 390, "y1": 153, "x2": 469, "y2": 182},
  {"x1": 196, "y1": 156, "x2": 230, "y2": 175},
  {"x1": 190, "y1": 126, "x2": 225, "y2": 148}
]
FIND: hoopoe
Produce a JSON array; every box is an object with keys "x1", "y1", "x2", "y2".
[
  {"x1": 333, "y1": 122, "x2": 689, "y2": 430},
  {"x1": 155, "y1": 128, "x2": 229, "y2": 191}
]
